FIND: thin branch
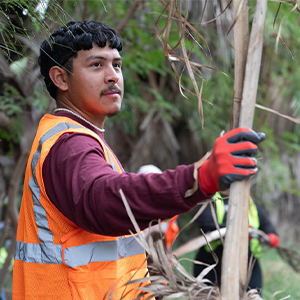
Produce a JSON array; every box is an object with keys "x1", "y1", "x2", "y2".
[
  {"x1": 0, "y1": 112, "x2": 10, "y2": 129},
  {"x1": 116, "y1": 0, "x2": 145, "y2": 32}
]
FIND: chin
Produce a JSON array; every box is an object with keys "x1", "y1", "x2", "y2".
[{"x1": 107, "y1": 108, "x2": 121, "y2": 118}]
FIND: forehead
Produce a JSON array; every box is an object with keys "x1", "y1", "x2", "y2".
[{"x1": 76, "y1": 44, "x2": 121, "y2": 61}]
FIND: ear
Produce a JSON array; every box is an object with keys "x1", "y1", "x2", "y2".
[{"x1": 49, "y1": 66, "x2": 69, "y2": 92}]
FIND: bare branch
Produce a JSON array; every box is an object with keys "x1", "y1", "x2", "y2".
[
  {"x1": 0, "y1": 112, "x2": 9, "y2": 129},
  {"x1": 116, "y1": 0, "x2": 145, "y2": 32}
]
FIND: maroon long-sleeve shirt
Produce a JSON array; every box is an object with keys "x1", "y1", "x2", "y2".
[{"x1": 42, "y1": 112, "x2": 210, "y2": 236}]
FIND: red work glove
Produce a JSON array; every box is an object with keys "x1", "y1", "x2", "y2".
[
  {"x1": 198, "y1": 127, "x2": 265, "y2": 194},
  {"x1": 267, "y1": 233, "x2": 280, "y2": 248}
]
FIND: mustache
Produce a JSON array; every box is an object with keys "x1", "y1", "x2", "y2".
[{"x1": 101, "y1": 85, "x2": 122, "y2": 95}]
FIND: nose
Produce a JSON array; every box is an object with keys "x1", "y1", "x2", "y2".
[{"x1": 104, "y1": 66, "x2": 119, "y2": 85}]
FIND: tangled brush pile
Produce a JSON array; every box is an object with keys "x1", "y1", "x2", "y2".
[
  {"x1": 119, "y1": 190, "x2": 265, "y2": 300},
  {"x1": 129, "y1": 236, "x2": 265, "y2": 300}
]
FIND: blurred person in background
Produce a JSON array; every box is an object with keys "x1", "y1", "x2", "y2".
[{"x1": 193, "y1": 191, "x2": 280, "y2": 293}]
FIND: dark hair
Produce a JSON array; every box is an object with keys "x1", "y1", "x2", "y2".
[{"x1": 39, "y1": 21, "x2": 123, "y2": 100}]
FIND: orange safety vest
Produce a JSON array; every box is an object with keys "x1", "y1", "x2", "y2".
[
  {"x1": 13, "y1": 114, "x2": 152, "y2": 300},
  {"x1": 165, "y1": 216, "x2": 179, "y2": 250}
]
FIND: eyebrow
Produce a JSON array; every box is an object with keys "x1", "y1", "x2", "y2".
[{"x1": 85, "y1": 55, "x2": 122, "y2": 62}]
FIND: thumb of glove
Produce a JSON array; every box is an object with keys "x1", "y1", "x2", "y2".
[{"x1": 257, "y1": 132, "x2": 266, "y2": 143}]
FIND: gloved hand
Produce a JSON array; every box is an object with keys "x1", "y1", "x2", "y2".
[
  {"x1": 198, "y1": 127, "x2": 265, "y2": 194},
  {"x1": 267, "y1": 233, "x2": 280, "y2": 248}
]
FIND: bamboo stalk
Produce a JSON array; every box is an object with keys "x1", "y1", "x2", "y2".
[
  {"x1": 221, "y1": 1, "x2": 268, "y2": 299},
  {"x1": 239, "y1": 5, "x2": 268, "y2": 291},
  {"x1": 239, "y1": 0, "x2": 267, "y2": 128},
  {"x1": 238, "y1": 4, "x2": 268, "y2": 290},
  {"x1": 220, "y1": 1, "x2": 249, "y2": 298},
  {"x1": 239, "y1": 180, "x2": 251, "y2": 289},
  {"x1": 172, "y1": 228, "x2": 227, "y2": 257},
  {"x1": 231, "y1": 0, "x2": 250, "y2": 290},
  {"x1": 231, "y1": 0, "x2": 249, "y2": 129},
  {"x1": 172, "y1": 227, "x2": 269, "y2": 258},
  {"x1": 221, "y1": 182, "x2": 246, "y2": 299}
]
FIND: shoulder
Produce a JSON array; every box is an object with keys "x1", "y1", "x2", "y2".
[{"x1": 45, "y1": 132, "x2": 107, "y2": 167}]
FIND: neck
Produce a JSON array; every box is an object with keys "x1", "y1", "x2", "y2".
[{"x1": 53, "y1": 108, "x2": 105, "y2": 133}]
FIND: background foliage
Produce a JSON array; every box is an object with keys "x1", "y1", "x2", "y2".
[{"x1": 0, "y1": 0, "x2": 300, "y2": 299}]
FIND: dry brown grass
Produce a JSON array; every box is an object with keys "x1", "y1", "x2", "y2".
[{"x1": 119, "y1": 189, "x2": 264, "y2": 300}]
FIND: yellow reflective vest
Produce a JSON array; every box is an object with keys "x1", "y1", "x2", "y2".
[{"x1": 205, "y1": 192, "x2": 262, "y2": 258}]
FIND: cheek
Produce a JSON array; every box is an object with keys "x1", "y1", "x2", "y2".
[{"x1": 119, "y1": 77, "x2": 124, "y2": 92}]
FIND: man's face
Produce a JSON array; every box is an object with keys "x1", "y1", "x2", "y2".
[{"x1": 65, "y1": 44, "x2": 124, "y2": 123}]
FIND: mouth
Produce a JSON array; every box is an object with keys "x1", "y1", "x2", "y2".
[
  {"x1": 102, "y1": 90, "x2": 120, "y2": 96},
  {"x1": 101, "y1": 86, "x2": 121, "y2": 96}
]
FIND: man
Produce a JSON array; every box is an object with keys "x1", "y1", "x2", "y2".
[
  {"x1": 12, "y1": 21, "x2": 265, "y2": 299},
  {"x1": 193, "y1": 192, "x2": 280, "y2": 293}
]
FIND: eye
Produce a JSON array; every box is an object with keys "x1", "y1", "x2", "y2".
[
  {"x1": 92, "y1": 62, "x2": 102, "y2": 67},
  {"x1": 113, "y1": 62, "x2": 122, "y2": 69}
]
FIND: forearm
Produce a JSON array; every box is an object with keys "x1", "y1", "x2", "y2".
[{"x1": 43, "y1": 134, "x2": 209, "y2": 236}]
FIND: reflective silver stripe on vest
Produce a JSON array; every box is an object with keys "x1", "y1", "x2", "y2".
[
  {"x1": 16, "y1": 121, "x2": 144, "y2": 266},
  {"x1": 64, "y1": 235, "x2": 145, "y2": 268},
  {"x1": 106, "y1": 150, "x2": 118, "y2": 172},
  {"x1": 14, "y1": 240, "x2": 62, "y2": 264},
  {"x1": 20, "y1": 122, "x2": 82, "y2": 264},
  {"x1": 15, "y1": 235, "x2": 145, "y2": 266}
]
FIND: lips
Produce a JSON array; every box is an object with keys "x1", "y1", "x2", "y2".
[
  {"x1": 101, "y1": 86, "x2": 121, "y2": 96},
  {"x1": 102, "y1": 90, "x2": 120, "y2": 95}
]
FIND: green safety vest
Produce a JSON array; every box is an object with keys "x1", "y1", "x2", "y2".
[
  {"x1": 204, "y1": 192, "x2": 262, "y2": 258},
  {"x1": 0, "y1": 247, "x2": 7, "y2": 267}
]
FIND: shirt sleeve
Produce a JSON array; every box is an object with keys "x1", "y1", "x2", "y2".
[{"x1": 43, "y1": 132, "x2": 210, "y2": 236}]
